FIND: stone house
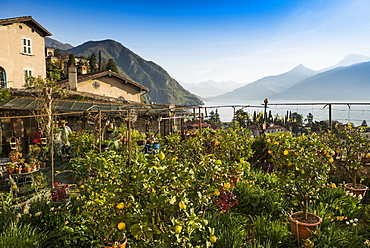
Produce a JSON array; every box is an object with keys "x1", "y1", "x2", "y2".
[
  {"x1": 0, "y1": 16, "x2": 51, "y2": 88},
  {"x1": 58, "y1": 65, "x2": 149, "y2": 103}
]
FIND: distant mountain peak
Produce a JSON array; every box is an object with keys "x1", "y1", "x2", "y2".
[
  {"x1": 320, "y1": 54, "x2": 370, "y2": 72},
  {"x1": 337, "y1": 54, "x2": 370, "y2": 67},
  {"x1": 290, "y1": 64, "x2": 314, "y2": 73},
  {"x1": 45, "y1": 37, "x2": 74, "y2": 50}
]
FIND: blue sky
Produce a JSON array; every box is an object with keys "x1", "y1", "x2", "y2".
[{"x1": 2, "y1": 0, "x2": 370, "y2": 84}]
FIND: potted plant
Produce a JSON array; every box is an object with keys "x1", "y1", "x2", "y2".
[
  {"x1": 266, "y1": 132, "x2": 334, "y2": 242},
  {"x1": 23, "y1": 163, "x2": 31, "y2": 173},
  {"x1": 9, "y1": 150, "x2": 20, "y2": 162},
  {"x1": 15, "y1": 164, "x2": 22, "y2": 174},
  {"x1": 5, "y1": 162, "x2": 15, "y2": 174},
  {"x1": 327, "y1": 125, "x2": 370, "y2": 197}
]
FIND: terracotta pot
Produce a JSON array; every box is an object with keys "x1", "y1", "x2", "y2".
[
  {"x1": 344, "y1": 183, "x2": 368, "y2": 197},
  {"x1": 24, "y1": 168, "x2": 32, "y2": 173},
  {"x1": 104, "y1": 237, "x2": 127, "y2": 248},
  {"x1": 7, "y1": 169, "x2": 14, "y2": 174},
  {"x1": 16, "y1": 169, "x2": 22, "y2": 174},
  {"x1": 362, "y1": 157, "x2": 370, "y2": 163},
  {"x1": 289, "y1": 211, "x2": 321, "y2": 243}
]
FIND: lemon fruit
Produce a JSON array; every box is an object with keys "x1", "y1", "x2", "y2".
[
  {"x1": 157, "y1": 152, "x2": 165, "y2": 160},
  {"x1": 116, "y1": 202, "x2": 125, "y2": 209},
  {"x1": 179, "y1": 201, "x2": 187, "y2": 210},
  {"x1": 117, "y1": 222, "x2": 126, "y2": 230},
  {"x1": 210, "y1": 236, "x2": 217, "y2": 243},
  {"x1": 223, "y1": 183, "x2": 231, "y2": 189},
  {"x1": 174, "y1": 225, "x2": 182, "y2": 234}
]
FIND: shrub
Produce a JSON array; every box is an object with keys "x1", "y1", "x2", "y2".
[
  {"x1": 249, "y1": 215, "x2": 292, "y2": 248},
  {"x1": 206, "y1": 211, "x2": 248, "y2": 248}
]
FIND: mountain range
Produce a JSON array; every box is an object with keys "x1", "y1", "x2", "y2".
[
  {"x1": 45, "y1": 37, "x2": 202, "y2": 106},
  {"x1": 46, "y1": 37, "x2": 370, "y2": 103},
  {"x1": 212, "y1": 54, "x2": 370, "y2": 101}
]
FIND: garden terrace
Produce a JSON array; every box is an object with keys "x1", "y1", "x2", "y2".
[{"x1": 0, "y1": 127, "x2": 370, "y2": 247}]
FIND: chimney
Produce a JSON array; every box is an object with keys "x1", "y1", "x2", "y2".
[{"x1": 68, "y1": 65, "x2": 78, "y2": 90}]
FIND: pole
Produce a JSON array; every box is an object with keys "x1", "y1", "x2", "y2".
[
  {"x1": 198, "y1": 107, "x2": 202, "y2": 133},
  {"x1": 127, "y1": 110, "x2": 132, "y2": 166},
  {"x1": 51, "y1": 115, "x2": 55, "y2": 188},
  {"x1": 98, "y1": 110, "x2": 102, "y2": 153},
  {"x1": 329, "y1": 104, "x2": 332, "y2": 130},
  {"x1": 263, "y1": 99, "x2": 268, "y2": 134}
]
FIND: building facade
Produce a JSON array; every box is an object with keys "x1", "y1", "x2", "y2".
[
  {"x1": 59, "y1": 66, "x2": 149, "y2": 103},
  {"x1": 0, "y1": 16, "x2": 51, "y2": 88}
]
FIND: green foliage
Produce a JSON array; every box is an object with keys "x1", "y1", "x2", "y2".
[
  {"x1": 325, "y1": 125, "x2": 370, "y2": 187},
  {"x1": 266, "y1": 132, "x2": 335, "y2": 219},
  {"x1": 249, "y1": 215, "x2": 292, "y2": 248},
  {"x1": 1, "y1": 129, "x2": 369, "y2": 246},
  {"x1": 0, "y1": 88, "x2": 10, "y2": 101},
  {"x1": 0, "y1": 221, "x2": 46, "y2": 247},
  {"x1": 68, "y1": 130, "x2": 96, "y2": 158},
  {"x1": 206, "y1": 211, "x2": 248, "y2": 248},
  {"x1": 106, "y1": 58, "x2": 119, "y2": 74},
  {"x1": 207, "y1": 110, "x2": 222, "y2": 129},
  {"x1": 89, "y1": 53, "x2": 97, "y2": 72},
  {"x1": 67, "y1": 53, "x2": 75, "y2": 66},
  {"x1": 250, "y1": 134, "x2": 269, "y2": 169},
  {"x1": 233, "y1": 179, "x2": 290, "y2": 218},
  {"x1": 310, "y1": 186, "x2": 363, "y2": 227},
  {"x1": 46, "y1": 61, "x2": 65, "y2": 81},
  {"x1": 309, "y1": 222, "x2": 366, "y2": 248}
]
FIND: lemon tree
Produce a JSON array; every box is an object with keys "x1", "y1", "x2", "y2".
[{"x1": 266, "y1": 132, "x2": 334, "y2": 220}]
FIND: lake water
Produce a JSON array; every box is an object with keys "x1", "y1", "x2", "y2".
[{"x1": 202, "y1": 99, "x2": 370, "y2": 127}]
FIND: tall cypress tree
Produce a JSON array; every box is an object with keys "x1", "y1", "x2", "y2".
[{"x1": 98, "y1": 50, "x2": 102, "y2": 71}]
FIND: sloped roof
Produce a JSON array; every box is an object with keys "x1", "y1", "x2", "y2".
[
  {"x1": 0, "y1": 96, "x2": 188, "y2": 116},
  {"x1": 0, "y1": 16, "x2": 52, "y2": 36},
  {"x1": 58, "y1": 70, "x2": 149, "y2": 92}
]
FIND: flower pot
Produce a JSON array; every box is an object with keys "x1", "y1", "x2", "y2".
[
  {"x1": 16, "y1": 169, "x2": 22, "y2": 174},
  {"x1": 104, "y1": 237, "x2": 127, "y2": 248},
  {"x1": 362, "y1": 157, "x2": 370, "y2": 163},
  {"x1": 24, "y1": 168, "x2": 32, "y2": 173},
  {"x1": 7, "y1": 169, "x2": 14, "y2": 174},
  {"x1": 344, "y1": 183, "x2": 368, "y2": 197},
  {"x1": 289, "y1": 211, "x2": 321, "y2": 243}
]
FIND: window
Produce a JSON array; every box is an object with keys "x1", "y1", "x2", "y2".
[
  {"x1": 24, "y1": 69, "x2": 32, "y2": 83},
  {"x1": 0, "y1": 67, "x2": 6, "y2": 88},
  {"x1": 24, "y1": 70, "x2": 32, "y2": 77},
  {"x1": 22, "y1": 38, "x2": 32, "y2": 55}
]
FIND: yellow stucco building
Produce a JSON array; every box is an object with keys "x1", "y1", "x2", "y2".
[{"x1": 0, "y1": 16, "x2": 51, "y2": 88}]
